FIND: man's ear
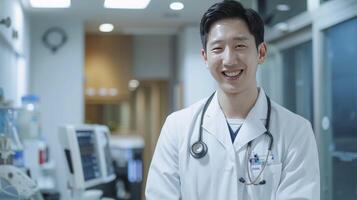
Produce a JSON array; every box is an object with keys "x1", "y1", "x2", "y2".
[
  {"x1": 258, "y1": 42, "x2": 267, "y2": 64},
  {"x1": 201, "y1": 48, "x2": 208, "y2": 67}
]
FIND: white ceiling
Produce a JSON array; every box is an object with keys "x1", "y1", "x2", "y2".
[{"x1": 23, "y1": 0, "x2": 253, "y2": 35}]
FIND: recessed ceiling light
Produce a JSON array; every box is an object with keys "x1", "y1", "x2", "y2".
[
  {"x1": 29, "y1": 0, "x2": 71, "y2": 8},
  {"x1": 276, "y1": 4, "x2": 290, "y2": 11},
  {"x1": 275, "y1": 22, "x2": 289, "y2": 32},
  {"x1": 128, "y1": 79, "x2": 140, "y2": 91},
  {"x1": 170, "y1": 2, "x2": 184, "y2": 11},
  {"x1": 99, "y1": 23, "x2": 114, "y2": 32},
  {"x1": 104, "y1": 0, "x2": 151, "y2": 9}
]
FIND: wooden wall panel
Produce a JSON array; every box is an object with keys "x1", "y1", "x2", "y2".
[{"x1": 85, "y1": 35, "x2": 132, "y2": 103}]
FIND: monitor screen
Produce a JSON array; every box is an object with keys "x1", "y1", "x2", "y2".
[{"x1": 76, "y1": 130, "x2": 101, "y2": 181}]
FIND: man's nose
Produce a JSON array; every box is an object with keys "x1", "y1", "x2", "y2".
[{"x1": 222, "y1": 48, "x2": 238, "y2": 67}]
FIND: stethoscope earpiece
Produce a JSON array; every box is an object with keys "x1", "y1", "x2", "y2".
[{"x1": 239, "y1": 177, "x2": 266, "y2": 185}]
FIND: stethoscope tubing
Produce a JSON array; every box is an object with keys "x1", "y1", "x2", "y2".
[{"x1": 191, "y1": 91, "x2": 274, "y2": 185}]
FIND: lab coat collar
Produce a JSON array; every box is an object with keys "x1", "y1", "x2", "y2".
[
  {"x1": 201, "y1": 92, "x2": 227, "y2": 148},
  {"x1": 234, "y1": 88, "x2": 268, "y2": 151},
  {"x1": 202, "y1": 88, "x2": 268, "y2": 151}
]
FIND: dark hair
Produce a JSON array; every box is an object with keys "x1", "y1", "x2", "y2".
[{"x1": 200, "y1": 0, "x2": 264, "y2": 51}]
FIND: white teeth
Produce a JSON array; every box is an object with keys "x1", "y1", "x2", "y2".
[{"x1": 224, "y1": 70, "x2": 242, "y2": 77}]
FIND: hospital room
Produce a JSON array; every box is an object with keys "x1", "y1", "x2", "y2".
[{"x1": 0, "y1": 0, "x2": 356, "y2": 199}]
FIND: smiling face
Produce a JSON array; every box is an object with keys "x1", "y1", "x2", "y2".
[{"x1": 202, "y1": 18, "x2": 267, "y2": 96}]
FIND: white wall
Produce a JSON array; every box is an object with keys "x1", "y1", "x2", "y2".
[
  {"x1": 0, "y1": 38, "x2": 17, "y2": 101},
  {"x1": 0, "y1": 0, "x2": 30, "y2": 105},
  {"x1": 132, "y1": 35, "x2": 173, "y2": 79},
  {"x1": 177, "y1": 26, "x2": 216, "y2": 107},
  {"x1": 30, "y1": 15, "x2": 84, "y2": 200}
]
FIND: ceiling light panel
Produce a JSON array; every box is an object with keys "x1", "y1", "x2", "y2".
[
  {"x1": 99, "y1": 23, "x2": 114, "y2": 32},
  {"x1": 30, "y1": 0, "x2": 71, "y2": 8},
  {"x1": 104, "y1": 0, "x2": 151, "y2": 9},
  {"x1": 170, "y1": 2, "x2": 184, "y2": 11},
  {"x1": 276, "y1": 4, "x2": 290, "y2": 11}
]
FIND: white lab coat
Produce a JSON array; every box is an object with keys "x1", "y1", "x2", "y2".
[{"x1": 146, "y1": 89, "x2": 320, "y2": 200}]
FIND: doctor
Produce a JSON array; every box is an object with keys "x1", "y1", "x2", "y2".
[{"x1": 146, "y1": 0, "x2": 320, "y2": 199}]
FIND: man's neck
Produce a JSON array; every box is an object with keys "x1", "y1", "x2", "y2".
[{"x1": 217, "y1": 87, "x2": 259, "y2": 119}]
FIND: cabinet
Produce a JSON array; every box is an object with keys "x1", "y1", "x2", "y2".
[
  {"x1": 85, "y1": 35, "x2": 133, "y2": 104},
  {"x1": 0, "y1": 0, "x2": 27, "y2": 56}
]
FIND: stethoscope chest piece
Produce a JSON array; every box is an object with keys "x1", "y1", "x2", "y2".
[{"x1": 190, "y1": 141, "x2": 208, "y2": 159}]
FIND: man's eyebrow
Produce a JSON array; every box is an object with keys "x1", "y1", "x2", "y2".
[
  {"x1": 232, "y1": 36, "x2": 249, "y2": 41},
  {"x1": 209, "y1": 40, "x2": 224, "y2": 46},
  {"x1": 209, "y1": 36, "x2": 250, "y2": 46}
]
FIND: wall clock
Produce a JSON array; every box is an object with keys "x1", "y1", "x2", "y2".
[{"x1": 42, "y1": 27, "x2": 67, "y2": 53}]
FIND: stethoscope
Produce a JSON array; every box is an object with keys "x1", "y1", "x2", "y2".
[{"x1": 190, "y1": 92, "x2": 274, "y2": 185}]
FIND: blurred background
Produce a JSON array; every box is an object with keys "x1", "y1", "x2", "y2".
[{"x1": 0, "y1": 0, "x2": 357, "y2": 199}]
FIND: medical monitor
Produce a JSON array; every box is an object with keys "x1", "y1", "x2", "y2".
[
  {"x1": 58, "y1": 125, "x2": 115, "y2": 190},
  {"x1": 93, "y1": 125, "x2": 115, "y2": 182}
]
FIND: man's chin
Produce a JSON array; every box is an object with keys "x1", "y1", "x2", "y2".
[{"x1": 219, "y1": 86, "x2": 243, "y2": 95}]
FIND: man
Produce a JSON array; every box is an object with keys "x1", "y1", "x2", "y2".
[{"x1": 146, "y1": 1, "x2": 320, "y2": 199}]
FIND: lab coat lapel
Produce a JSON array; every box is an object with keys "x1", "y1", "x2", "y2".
[
  {"x1": 234, "y1": 89, "x2": 268, "y2": 151},
  {"x1": 201, "y1": 93, "x2": 231, "y2": 149}
]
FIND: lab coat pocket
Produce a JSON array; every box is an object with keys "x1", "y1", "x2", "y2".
[{"x1": 246, "y1": 163, "x2": 282, "y2": 200}]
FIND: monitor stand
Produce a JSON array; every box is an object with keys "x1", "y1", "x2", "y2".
[{"x1": 72, "y1": 189, "x2": 103, "y2": 200}]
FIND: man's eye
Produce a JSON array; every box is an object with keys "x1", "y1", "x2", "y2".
[
  {"x1": 235, "y1": 44, "x2": 246, "y2": 49},
  {"x1": 212, "y1": 47, "x2": 222, "y2": 52}
]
